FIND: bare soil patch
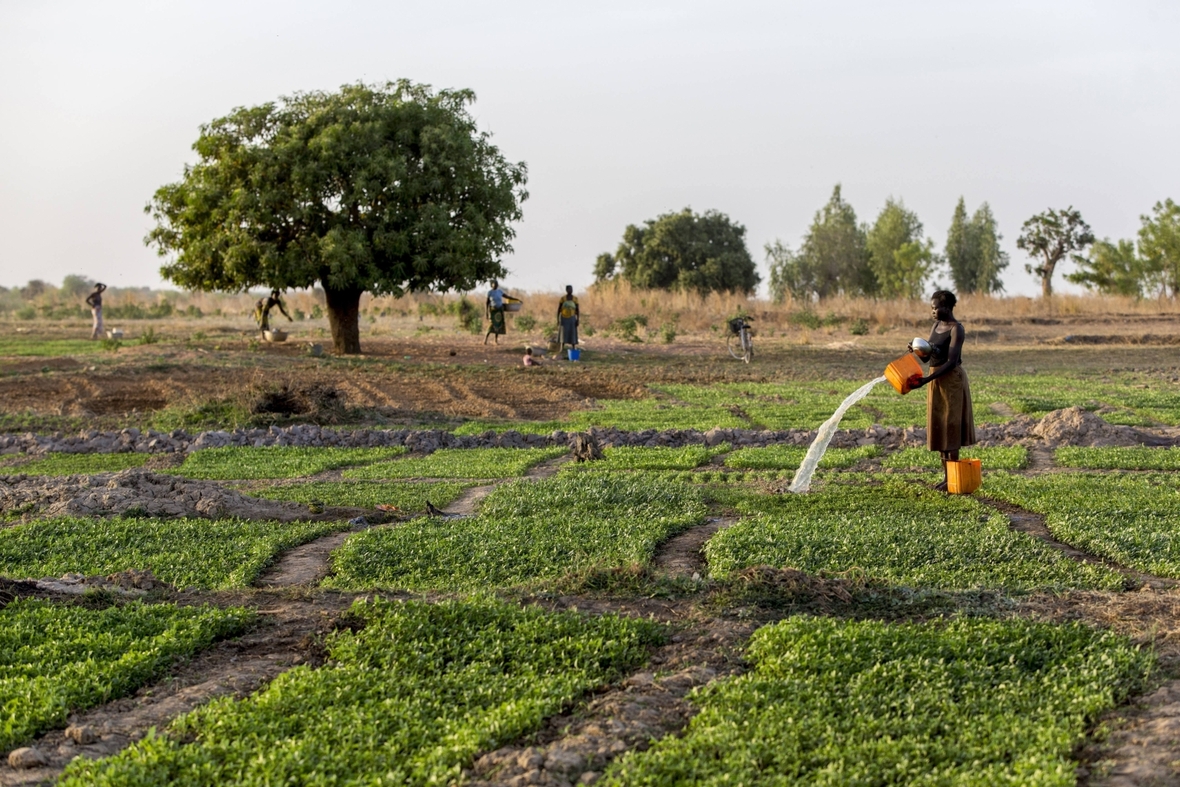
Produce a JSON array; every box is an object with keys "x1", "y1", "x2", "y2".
[
  {"x1": 653, "y1": 517, "x2": 736, "y2": 579},
  {"x1": 255, "y1": 530, "x2": 358, "y2": 588},
  {"x1": 0, "y1": 470, "x2": 356, "y2": 522}
]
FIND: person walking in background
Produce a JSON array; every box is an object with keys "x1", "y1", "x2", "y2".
[
  {"x1": 557, "y1": 285, "x2": 579, "y2": 356},
  {"x1": 485, "y1": 279, "x2": 507, "y2": 345},
  {"x1": 85, "y1": 282, "x2": 107, "y2": 339},
  {"x1": 907, "y1": 290, "x2": 976, "y2": 491}
]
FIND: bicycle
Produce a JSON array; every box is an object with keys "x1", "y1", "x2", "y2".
[{"x1": 726, "y1": 317, "x2": 754, "y2": 363}]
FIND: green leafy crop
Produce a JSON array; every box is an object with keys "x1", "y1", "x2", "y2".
[
  {"x1": 985, "y1": 472, "x2": 1180, "y2": 577},
  {"x1": 605, "y1": 615, "x2": 1151, "y2": 786},
  {"x1": 15, "y1": 452, "x2": 152, "y2": 476},
  {"x1": 705, "y1": 480, "x2": 1123, "y2": 590},
  {"x1": 562, "y1": 444, "x2": 730, "y2": 473},
  {"x1": 882, "y1": 446, "x2": 1029, "y2": 471},
  {"x1": 328, "y1": 474, "x2": 706, "y2": 591},
  {"x1": 724, "y1": 445, "x2": 879, "y2": 470},
  {"x1": 343, "y1": 447, "x2": 566, "y2": 480},
  {"x1": 62, "y1": 597, "x2": 662, "y2": 787},
  {"x1": 170, "y1": 446, "x2": 407, "y2": 480},
  {"x1": 244, "y1": 480, "x2": 470, "y2": 511},
  {"x1": 1, "y1": 600, "x2": 252, "y2": 751},
  {"x1": 0, "y1": 517, "x2": 345, "y2": 589},
  {"x1": 1055, "y1": 446, "x2": 1180, "y2": 470}
]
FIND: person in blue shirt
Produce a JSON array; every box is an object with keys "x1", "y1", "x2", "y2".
[{"x1": 485, "y1": 280, "x2": 507, "y2": 345}]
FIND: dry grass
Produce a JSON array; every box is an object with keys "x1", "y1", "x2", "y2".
[{"x1": 6, "y1": 280, "x2": 1180, "y2": 341}]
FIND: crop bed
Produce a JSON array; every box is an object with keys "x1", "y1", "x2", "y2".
[
  {"x1": 605, "y1": 616, "x2": 1152, "y2": 786},
  {"x1": 1, "y1": 600, "x2": 252, "y2": 752},
  {"x1": 0, "y1": 516, "x2": 344, "y2": 588},
  {"x1": 343, "y1": 446, "x2": 567, "y2": 479},
  {"x1": 170, "y1": 446, "x2": 408, "y2": 480},
  {"x1": 60, "y1": 597, "x2": 662, "y2": 786},
  {"x1": 705, "y1": 479, "x2": 1124, "y2": 590},
  {"x1": 328, "y1": 474, "x2": 707, "y2": 591},
  {"x1": 986, "y1": 472, "x2": 1180, "y2": 578}
]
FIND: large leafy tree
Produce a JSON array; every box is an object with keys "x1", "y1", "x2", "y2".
[
  {"x1": 866, "y1": 198, "x2": 935, "y2": 299},
  {"x1": 946, "y1": 198, "x2": 1008, "y2": 294},
  {"x1": 802, "y1": 185, "x2": 872, "y2": 298},
  {"x1": 594, "y1": 208, "x2": 759, "y2": 295},
  {"x1": 1066, "y1": 239, "x2": 1146, "y2": 297},
  {"x1": 766, "y1": 186, "x2": 875, "y2": 300},
  {"x1": 1016, "y1": 207, "x2": 1094, "y2": 298},
  {"x1": 1138, "y1": 199, "x2": 1180, "y2": 297},
  {"x1": 145, "y1": 81, "x2": 528, "y2": 353}
]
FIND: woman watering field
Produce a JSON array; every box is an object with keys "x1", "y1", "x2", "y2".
[{"x1": 908, "y1": 290, "x2": 976, "y2": 491}]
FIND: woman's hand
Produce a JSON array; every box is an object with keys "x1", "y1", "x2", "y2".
[{"x1": 907, "y1": 373, "x2": 925, "y2": 390}]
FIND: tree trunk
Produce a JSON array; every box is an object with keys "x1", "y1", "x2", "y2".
[
  {"x1": 324, "y1": 285, "x2": 364, "y2": 354},
  {"x1": 1041, "y1": 255, "x2": 1056, "y2": 298}
]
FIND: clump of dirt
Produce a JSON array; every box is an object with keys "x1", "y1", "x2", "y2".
[
  {"x1": 569, "y1": 432, "x2": 604, "y2": 462},
  {"x1": 1031, "y1": 407, "x2": 1142, "y2": 448},
  {"x1": 252, "y1": 383, "x2": 346, "y2": 423},
  {"x1": 0, "y1": 469, "x2": 319, "y2": 521},
  {"x1": 105, "y1": 569, "x2": 166, "y2": 591}
]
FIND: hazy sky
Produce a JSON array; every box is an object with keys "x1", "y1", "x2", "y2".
[{"x1": 2, "y1": 1, "x2": 1178, "y2": 297}]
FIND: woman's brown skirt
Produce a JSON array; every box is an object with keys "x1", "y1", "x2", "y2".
[{"x1": 927, "y1": 366, "x2": 976, "y2": 451}]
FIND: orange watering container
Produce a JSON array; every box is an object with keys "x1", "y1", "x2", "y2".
[
  {"x1": 885, "y1": 353, "x2": 924, "y2": 395},
  {"x1": 947, "y1": 458, "x2": 982, "y2": 494}
]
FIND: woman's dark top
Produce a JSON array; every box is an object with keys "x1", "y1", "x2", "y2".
[{"x1": 928, "y1": 324, "x2": 958, "y2": 367}]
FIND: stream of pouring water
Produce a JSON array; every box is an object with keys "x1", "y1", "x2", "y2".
[{"x1": 788, "y1": 376, "x2": 887, "y2": 493}]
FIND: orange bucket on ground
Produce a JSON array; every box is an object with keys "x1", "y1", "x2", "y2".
[
  {"x1": 947, "y1": 458, "x2": 982, "y2": 494},
  {"x1": 885, "y1": 353, "x2": 924, "y2": 395}
]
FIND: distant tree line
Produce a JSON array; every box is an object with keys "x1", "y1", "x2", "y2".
[
  {"x1": 756, "y1": 187, "x2": 1177, "y2": 302},
  {"x1": 1064, "y1": 200, "x2": 1180, "y2": 298},
  {"x1": 765, "y1": 185, "x2": 1008, "y2": 302}
]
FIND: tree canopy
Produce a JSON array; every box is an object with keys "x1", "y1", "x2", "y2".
[
  {"x1": 767, "y1": 185, "x2": 873, "y2": 301},
  {"x1": 1138, "y1": 199, "x2": 1180, "y2": 298},
  {"x1": 1066, "y1": 239, "x2": 1145, "y2": 297},
  {"x1": 145, "y1": 81, "x2": 528, "y2": 353},
  {"x1": 594, "y1": 208, "x2": 759, "y2": 296},
  {"x1": 945, "y1": 198, "x2": 1008, "y2": 294},
  {"x1": 866, "y1": 198, "x2": 935, "y2": 299},
  {"x1": 1016, "y1": 207, "x2": 1094, "y2": 298}
]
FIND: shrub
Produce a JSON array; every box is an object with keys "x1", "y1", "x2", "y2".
[
  {"x1": 849, "y1": 318, "x2": 869, "y2": 335},
  {"x1": 788, "y1": 310, "x2": 822, "y2": 329},
  {"x1": 456, "y1": 296, "x2": 482, "y2": 334},
  {"x1": 514, "y1": 313, "x2": 537, "y2": 332},
  {"x1": 608, "y1": 314, "x2": 647, "y2": 342}
]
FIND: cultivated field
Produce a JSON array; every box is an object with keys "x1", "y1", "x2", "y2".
[{"x1": 3, "y1": 299, "x2": 1180, "y2": 786}]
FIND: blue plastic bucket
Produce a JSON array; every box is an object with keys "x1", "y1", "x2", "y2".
[{"x1": 567, "y1": 348, "x2": 580, "y2": 361}]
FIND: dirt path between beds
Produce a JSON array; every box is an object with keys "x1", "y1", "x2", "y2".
[
  {"x1": 981, "y1": 496, "x2": 1179, "y2": 591},
  {"x1": 653, "y1": 517, "x2": 737, "y2": 579}
]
